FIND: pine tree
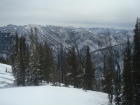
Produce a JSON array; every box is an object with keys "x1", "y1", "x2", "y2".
[
  {"x1": 14, "y1": 52, "x2": 21, "y2": 85},
  {"x1": 57, "y1": 45, "x2": 70, "y2": 86},
  {"x1": 83, "y1": 46, "x2": 95, "y2": 90},
  {"x1": 43, "y1": 43, "x2": 51, "y2": 83},
  {"x1": 121, "y1": 36, "x2": 132, "y2": 105},
  {"x1": 66, "y1": 46, "x2": 83, "y2": 88},
  {"x1": 57, "y1": 44, "x2": 65, "y2": 83},
  {"x1": 25, "y1": 45, "x2": 30, "y2": 85},
  {"x1": 12, "y1": 32, "x2": 19, "y2": 75},
  {"x1": 114, "y1": 64, "x2": 121, "y2": 105},
  {"x1": 12, "y1": 35, "x2": 21, "y2": 85},
  {"x1": 132, "y1": 18, "x2": 140, "y2": 104},
  {"x1": 19, "y1": 36, "x2": 26, "y2": 86},
  {"x1": 28, "y1": 28, "x2": 35, "y2": 85},
  {"x1": 107, "y1": 55, "x2": 114, "y2": 103},
  {"x1": 12, "y1": 33, "x2": 28, "y2": 86},
  {"x1": 65, "y1": 50, "x2": 73, "y2": 86},
  {"x1": 33, "y1": 27, "x2": 40, "y2": 85},
  {"x1": 103, "y1": 31, "x2": 114, "y2": 103},
  {"x1": 43, "y1": 42, "x2": 57, "y2": 84},
  {"x1": 38, "y1": 43, "x2": 44, "y2": 82},
  {"x1": 102, "y1": 53, "x2": 114, "y2": 103},
  {"x1": 63, "y1": 52, "x2": 70, "y2": 87},
  {"x1": 102, "y1": 55, "x2": 108, "y2": 92},
  {"x1": 28, "y1": 28, "x2": 40, "y2": 86}
]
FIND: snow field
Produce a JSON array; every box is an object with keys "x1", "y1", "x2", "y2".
[
  {"x1": 0, "y1": 63, "x2": 112, "y2": 105},
  {"x1": 0, "y1": 63, "x2": 14, "y2": 88},
  {"x1": 0, "y1": 86, "x2": 110, "y2": 105}
]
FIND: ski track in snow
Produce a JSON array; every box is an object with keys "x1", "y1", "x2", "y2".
[{"x1": 0, "y1": 63, "x2": 113, "y2": 105}]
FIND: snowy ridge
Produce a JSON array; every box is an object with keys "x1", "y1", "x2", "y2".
[{"x1": 0, "y1": 24, "x2": 133, "y2": 53}]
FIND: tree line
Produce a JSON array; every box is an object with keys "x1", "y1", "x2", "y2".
[
  {"x1": 101, "y1": 18, "x2": 140, "y2": 105},
  {"x1": 11, "y1": 28, "x2": 95, "y2": 91}
]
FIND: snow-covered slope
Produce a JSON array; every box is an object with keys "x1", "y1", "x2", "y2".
[
  {"x1": 0, "y1": 63, "x2": 112, "y2": 105},
  {"x1": 0, "y1": 86, "x2": 110, "y2": 105},
  {"x1": 0, "y1": 63, "x2": 14, "y2": 88}
]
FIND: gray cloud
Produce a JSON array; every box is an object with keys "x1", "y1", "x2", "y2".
[{"x1": 0, "y1": 0, "x2": 140, "y2": 29}]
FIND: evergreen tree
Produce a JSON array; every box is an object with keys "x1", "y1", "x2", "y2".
[
  {"x1": 12, "y1": 32, "x2": 19, "y2": 75},
  {"x1": 107, "y1": 55, "x2": 114, "y2": 103},
  {"x1": 103, "y1": 32, "x2": 115, "y2": 103},
  {"x1": 43, "y1": 43, "x2": 51, "y2": 82},
  {"x1": 114, "y1": 65, "x2": 121, "y2": 105},
  {"x1": 83, "y1": 46, "x2": 95, "y2": 90},
  {"x1": 13, "y1": 36, "x2": 26, "y2": 86},
  {"x1": 33, "y1": 27, "x2": 40, "y2": 85},
  {"x1": 57, "y1": 44, "x2": 65, "y2": 83},
  {"x1": 65, "y1": 50, "x2": 73, "y2": 86},
  {"x1": 102, "y1": 48, "x2": 114, "y2": 103},
  {"x1": 12, "y1": 35, "x2": 20, "y2": 85},
  {"x1": 28, "y1": 28, "x2": 35, "y2": 85},
  {"x1": 66, "y1": 46, "x2": 83, "y2": 88},
  {"x1": 57, "y1": 45, "x2": 70, "y2": 86},
  {"x1": 102, "y1": 55, "x2": 108, "y2": 93},
  {"x1": 12, "y1": 33, "x2": 27, "y2": 86},
  {"x1": 14, "y1": 52, "x2": 21, "y2": 85},
  {"x1": 63, "y1": 52, "x2": 70, "y2": 87},
  {"x1": 28, "y1": 28, "x2": 40, "y2": 85},
  {"x1": 121, "y1": 36, "x2": 132, "y2": 105},
  {"x1": 132, "y1": 18, "x2": 140, "y2": 104},
  {"x1": 38, "y1": 43, "x2": 44, "y2": 81},
  {"x1": 25, "y1": 45, "x2": 30, "y2": 85},
  {"x1": 43, "y1": 42, "x2": 57, "y2": 84},
  {"x1": 19, "y1": 36, "x2": 26, "y2": 86}
]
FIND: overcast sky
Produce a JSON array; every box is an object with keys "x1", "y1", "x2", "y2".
[{"x1": 0, "y1": 0, "x2": 140, "y2": 29}]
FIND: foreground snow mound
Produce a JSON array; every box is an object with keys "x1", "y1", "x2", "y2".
[
  {"x1": 0, "y1": 63, "x2": 14, "y2": 88},
  {"x1": 0, "y1": 86, "x2": 110, "y2": 105},
  {"x1": 0, "y1": 63, "x2": 112, "y2": 105}
]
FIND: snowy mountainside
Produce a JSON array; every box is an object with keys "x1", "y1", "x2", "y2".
[
  {"x1": 0, "y1": 24, "x2": 133, "y2": 74},
  {"x1": 0, "y1": 63, "x2": 113, "y2": 105},
  {"x1": 0, "y1": 24, "x2": 133, "y2": 53}
]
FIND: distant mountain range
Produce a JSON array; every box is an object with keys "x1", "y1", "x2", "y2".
[
  {"x1": 0, "y1": 24, "x2": 134, "y2": 76},
  {"x1": 0, "y1": 24, "x2": 133, "y2": 52}
]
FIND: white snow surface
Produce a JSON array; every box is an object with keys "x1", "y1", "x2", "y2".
[
  {"x1": 0, "y1": 63, "x2": 112, "y2": 105},
  {"x1": 0, "y1": 63, "x2": 14, "y2": 88}
]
